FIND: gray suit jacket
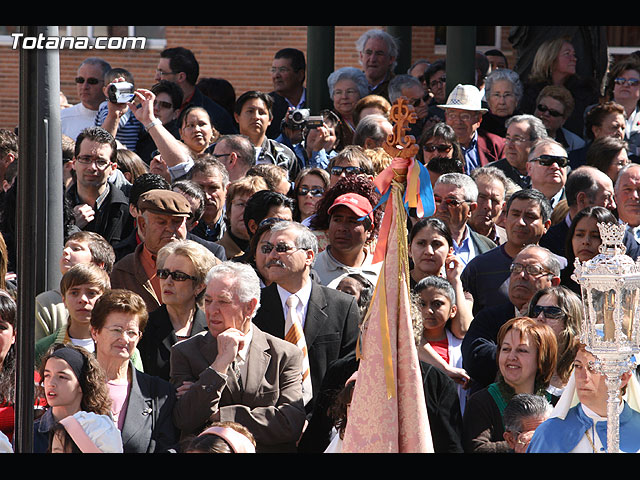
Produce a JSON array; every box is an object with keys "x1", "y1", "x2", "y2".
[
  {"x1": 469, "y1": 229, "x2": 497, "y2": 255},
  {"x1": 169, "y1": 325, "x2": 306, "y2": 453},
  {"x1": 252, "y1": 281, "x2": 360, "y2": 415},
  {"x1": 120, "y1": 364, "x2": 179, "y2": 453}
]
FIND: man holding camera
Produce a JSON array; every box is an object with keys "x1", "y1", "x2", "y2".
[{"x1": 267, "y1": 48, "x2": 307, "y2": 140}]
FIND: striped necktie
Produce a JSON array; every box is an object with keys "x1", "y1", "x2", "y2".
[{"x1": 285, "y1": 294, "x2": 312, "y2": 405}]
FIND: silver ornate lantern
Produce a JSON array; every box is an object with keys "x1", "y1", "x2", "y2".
[{"x1": 572, "y1": 222, "x2": 640, "y2": 453}]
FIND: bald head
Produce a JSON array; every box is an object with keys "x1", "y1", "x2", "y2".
[{"x1": 566, "y1": 165, "x2": 616, "y2": 217}]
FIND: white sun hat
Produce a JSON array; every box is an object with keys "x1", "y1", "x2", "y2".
[{"x1": 438, "y1": 84, "x2": 487, "y2": 112}]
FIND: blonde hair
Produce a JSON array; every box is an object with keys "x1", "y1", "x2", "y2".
[{"x1": 529, "y1": 36, "x2": 573, "y2": 84}]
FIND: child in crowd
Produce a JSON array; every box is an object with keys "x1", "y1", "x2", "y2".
[
  {"x1": 414, "y1": 275, "x2": 468, "y2": 414},
  {"x1": 35, "y1": 231, "x2": 115, "y2": 343},
  {"x1": 34, "y1": 263, "x2": 110, "y2": 367}
]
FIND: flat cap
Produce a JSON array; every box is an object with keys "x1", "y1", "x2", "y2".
[{"x1": 137, "y1": 189, "x2": 192, "y2": 217}]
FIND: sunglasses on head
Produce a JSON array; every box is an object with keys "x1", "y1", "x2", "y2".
[
  {"x1": 536, "y1": 103, "x2": 564, "y2": 117},
  {"x1": 423, "y1": 143, "x2": 452, "y2": 153},
  {"x1": 330, "y1": 166, "x2": 361, "y2": 176},
  {"x1": 531, "y1": 305, "x2": 566, "y2": 320},
  {"x1": 297, "y1": 186, "x2": 325, "y2": 197},
  {"x1": 529, "y1": 154, "x2": 568, "y2": 168},
  {"x1": 75, "y1": 76, "x2": 101, "y2": 85},
  {"x1": 156, "y1": 269, "x2": 198, "y2": 282}
]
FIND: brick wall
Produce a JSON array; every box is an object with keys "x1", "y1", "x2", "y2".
[{"x1": 0, "y1": 25, "x2": 518, "y2": 130}]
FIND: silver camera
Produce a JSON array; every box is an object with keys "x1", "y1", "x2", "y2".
[{"x1": 107, "y1": 82, "x2": 135, "y2": 104}]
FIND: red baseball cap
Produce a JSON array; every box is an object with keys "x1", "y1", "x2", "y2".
[{"x1": 328, "y1": 193, "x2": 374, "y2": 222}]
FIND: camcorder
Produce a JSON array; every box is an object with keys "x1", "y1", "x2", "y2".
[
  {"x1": 108, "y1": 82, "x2": 135, "y2": 104},
  {"x1": 287, "y1": 109, "x2": 325, "y2": 130}
]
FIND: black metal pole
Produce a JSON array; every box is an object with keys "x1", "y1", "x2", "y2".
[
  {"x1": 15, "y1": 25, "x2": 63, "y2": 453},
  {"x1": 386, "y1": 26, "x2": 412, "y2": 75},
  {"x1": 445, "y1": 26, "x2": 477, "y2": 97},
  {"x1": 306, "y1": 26, "x2": 335, "y2": 114}
]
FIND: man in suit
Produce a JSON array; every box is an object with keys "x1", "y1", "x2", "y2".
[
  {"x1": 110, "y1": 189, "x2": 191, "y2": 313},
  {"x1": 170, "y1": 261, "x2": 306, "y2": 453},
  {"x1": 252, "y1": 220, "x2": 361, "y2": 416},
  {"x1": 439, "y1": 84, "x2": 505, "y2": 174},
  {"x1": 432, "y1": 173, "x2": 496, "y2": 268},
  {"x1": 462, "y1": 244, "x2": 562, "y2": 394}
]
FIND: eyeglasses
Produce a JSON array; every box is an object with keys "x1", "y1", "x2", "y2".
[
  {"x1": 156, "y1": 269, "x2": 198, "y2": 282},
  {"x1": 156, "y1": 100, "x2": 173, "y2": 110},
  {"x1": 411, "y1": 94, "x2": 430, "y2": 108},
  {"x1": 433, "y1": 194, "x2": 468, "y2": 208},
  {"x1": 297, "y1": 187, "x2": 325, "y2": 197},
  {"x1": 260, "y1": 242, "x2": 301, "y2": 255},
  {"x1": 330, "y1": 166, "x2": 362, "y2": 176},
  {"x1": 156, "y1": 69, "x2": 178, "y2": 77},
  {"x1": 75, "y1": 156, "x2": 112, "y2": 170},
  {"x1": 75, "y1": 76, "x2": 101, "y2": 85},
  {"x1": 504, "y1": 135, "x2": 532, "y2": 145},
  {"x1": 509, "y1": 263, "x2": 551, "y2": 277},
  {"x1": 429, "y1": 77, "x2": 446, "y2": 89},
  {"x1": 614, "y1": 77, "x2": 640, "y2": 87},
  {"x1": 444, "y1": 111, "x2": 477, "y2": 122},
  {"x1": 531, "y1": 304, "x2": 566, "y2": 321},
  {"x1": 423, "y1": 143, "x2": 452, "y2": 153},
  {"x1": 529, "y1": 154, "x2": 568, "y2": 168},
  {"x1": 270, "y1": 66, "x2": 293, "y2": 74},
  {"x1": 211, "y1": 153, "x2": 231, "y2": 160},
  {"x1": 104, "y1": 326, "x2": 140, "y2": 340},
  {"x1": 536, "y1": 103, "x2": 564, "y2": 117}
]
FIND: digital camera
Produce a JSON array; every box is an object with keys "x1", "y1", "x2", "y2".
[
  {"x1": 107, "y1": 82, "x2": 135, "y2": 104},
  {"x1": 288, "y1": 108, "x2": 325, "y2": 129}
]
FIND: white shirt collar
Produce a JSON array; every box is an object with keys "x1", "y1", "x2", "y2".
[{"x1": 277, "y1": 279, "x2": 313, "y2": 328}]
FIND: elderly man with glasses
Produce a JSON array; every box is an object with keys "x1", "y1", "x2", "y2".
[{"x1": 439, "y1": 84, "x2": 506, "y2": 174}]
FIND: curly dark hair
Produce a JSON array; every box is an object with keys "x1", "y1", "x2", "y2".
[
  {"x1": 309, "y1": 174, "x2": 382, "y2": 245},
  {"x1": 38, "y1": 343, "x2": 112, "y2": 416}
]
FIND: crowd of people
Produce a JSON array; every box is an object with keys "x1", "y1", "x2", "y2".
[{"x1": 0, "y1": 28, "x2": 640, "y2": 454}]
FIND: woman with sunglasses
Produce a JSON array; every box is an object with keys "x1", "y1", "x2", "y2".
[
  {"x1": 416, "y1": 122, "x2": 464, "y2": 167},
  {"x1": 137, "y1": 239, "x2": 219, "y2": 382},
  {"x1": 527, "y1": 285, "x2": 582, "y2": 405},
  {"x1": 292, "y1": 167, "x2": 330, "y2": 226},
  {"x1": 534, "y1": 85, "x2": 586, "y2": 153},
  {"x1": 603, "y1": 56, "x2": 640, "y2": 159}
]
